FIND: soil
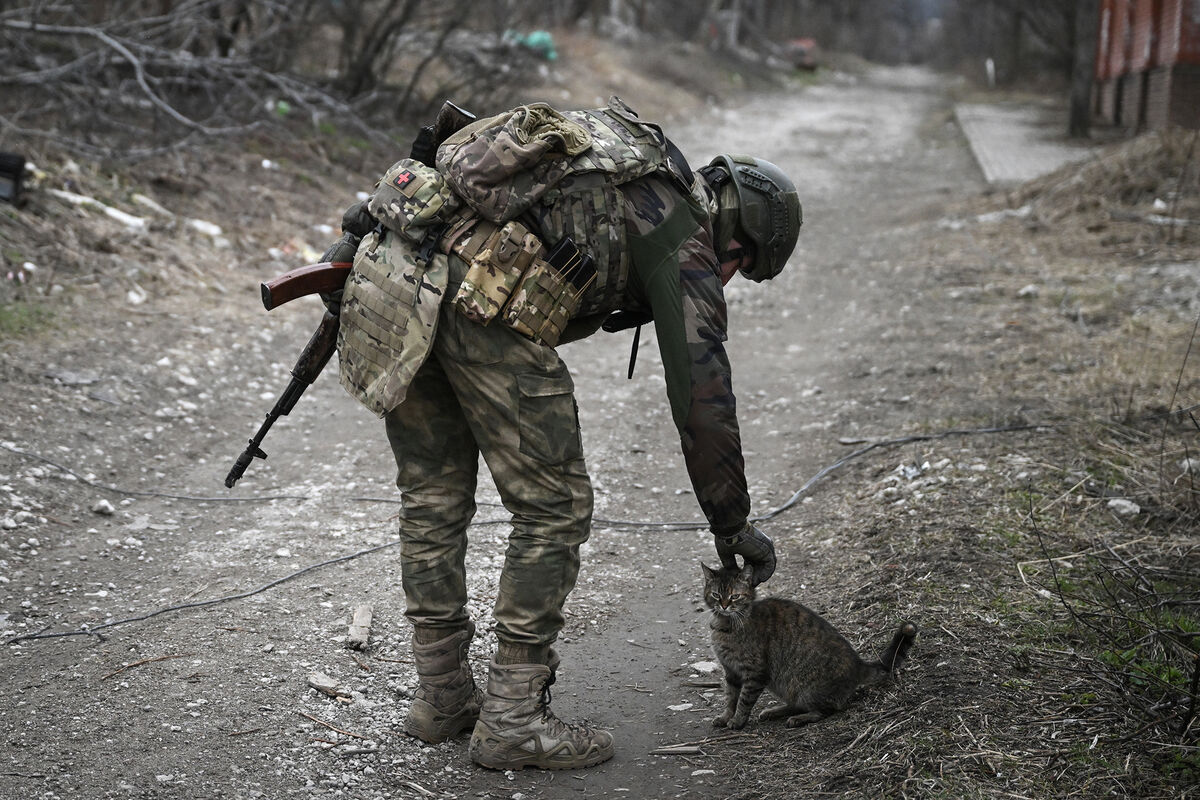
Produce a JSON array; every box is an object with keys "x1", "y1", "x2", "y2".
[{"x1": 2, "y1": 48, "x2": 1199, "y2": 800}]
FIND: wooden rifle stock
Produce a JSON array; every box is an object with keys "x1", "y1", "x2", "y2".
[{"x1": 260, "y1": 261, "x2": 352, "y2": 310}]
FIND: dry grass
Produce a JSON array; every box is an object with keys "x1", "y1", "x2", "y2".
[{"x1": 697, "y1": 129, "x2": 1200, "y2": 800}]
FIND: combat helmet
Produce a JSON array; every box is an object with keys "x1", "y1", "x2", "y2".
[{"x1": 702, "y1": 154, "x2": 802, "y2": 282}]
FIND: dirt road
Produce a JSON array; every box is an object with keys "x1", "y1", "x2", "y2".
[{"x1": 2, "y1": 63, "x2": 1192, "y2": 799}]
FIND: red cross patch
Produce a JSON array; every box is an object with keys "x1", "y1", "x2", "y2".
[{"x1": 392, "y1": 170, "x2": 415, "y2": 188}]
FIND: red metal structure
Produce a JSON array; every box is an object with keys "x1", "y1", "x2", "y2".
[{"x1": 1095, "y1": 0, "x2": 1200, "y2": 130}]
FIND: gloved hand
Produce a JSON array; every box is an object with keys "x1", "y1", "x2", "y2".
[
  {"x1": 341, "y1": 200, "x2": 377, "y2": 238},
  {"x1": 318, "y1": 232, "x2": 360, "y2": 316},
  {"x1": 714, "y1": 522, "x2": 776, "y2": 586}
]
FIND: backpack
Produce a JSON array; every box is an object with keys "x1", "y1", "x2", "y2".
[{"x1": 436, "y1": 96, "x2": 680, "y2": 316}]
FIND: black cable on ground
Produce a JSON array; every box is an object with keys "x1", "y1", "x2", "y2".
[
  {"x1": 0, "y1": 442, "x2": 309, "y2": 502},
  {"x1": 4, "y1": 521, "x2": 508, "y2": 645},
  {"x1": 7, "y1": 406, "x2": 1196, "y2": 646}
]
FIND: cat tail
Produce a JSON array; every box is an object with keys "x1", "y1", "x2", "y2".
[{"x1": 876, "y1": 621, "x2": 918, "y2": 673}]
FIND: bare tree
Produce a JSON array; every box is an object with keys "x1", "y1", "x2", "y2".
[{"x1": 0, "y1": 0, "x2": 537, "y2": 160}]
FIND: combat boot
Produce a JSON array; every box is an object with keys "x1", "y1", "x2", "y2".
[
  {"x1": 405, "y1": 623, "x2": 481, "y2": 743},
  {"x1": 469, "y1": 653, "x2": 614, "y2": 770}
]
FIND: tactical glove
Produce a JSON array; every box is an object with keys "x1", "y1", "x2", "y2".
[
  {"x1": 714, "y1": 522, "x2": 776, "y2": 586},
  {"x1": 341, "y1": 200, "x2": 377, "y2": 238},
  {"x1": 318, "y1": 231, "x2": 361, "y2": 316}
]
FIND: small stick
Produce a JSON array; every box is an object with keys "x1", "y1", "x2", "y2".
[
  {"x1": 403, "y1": 780, "x2": 438, "y2": 797},
  {"x1": 298, "y1": 711, "x2": 368, "y2": 740},
  {"x1": 102, "y1": 653, "x2": 191, "y2": 680},
  {"x1": 1016, "y1": 536, "x2": 1150, "y2": 586},
  {"x1": 649, "y1": 744, "x2": 703, "y2": 755},
  {"x1": 651, "y1": 732, "x2": 751, "y2": 753}
]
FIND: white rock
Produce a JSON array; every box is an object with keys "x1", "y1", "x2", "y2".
[
  {"x1": 1107, "y1": 498, "x2": 1140, "y2": 517},
  {"x1": 92, "y1": 499, "x2": 116, "y2": 516},
  {"x1": 1017, "y1": 284, "x2": 1040, "y2": 298},
  {"x1": 1181, "y1": 458, "x2": 1199, "y2": 474},
  {"x1": 275, "y1": 548, "x2": 291, "y2": 558},
  {"x1": 667, "y1": 703, "x2": 693, "y2": 711},
  {"x1": 187, "y1": 218, "x2": 223, "y2": 237},
  {"x1": 691, "y1": 660, "x2": 719, "y2": 674}
]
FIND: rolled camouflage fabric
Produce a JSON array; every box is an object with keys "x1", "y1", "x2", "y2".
[{"x1": 367, "y1": 158, "x2": 460, "y2": 244}]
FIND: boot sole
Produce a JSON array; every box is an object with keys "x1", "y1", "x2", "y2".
[{"x1": 469, "y1": 731, "x2": 614, "y2": 770}]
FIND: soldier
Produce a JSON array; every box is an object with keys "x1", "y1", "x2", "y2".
[{"x1": 328, "y1": 99, "x2": 801, "y2": 770}]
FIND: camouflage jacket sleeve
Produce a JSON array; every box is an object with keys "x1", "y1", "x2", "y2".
[{"x1": 621, "y1": 175, "x2": 750, "y2": 535}]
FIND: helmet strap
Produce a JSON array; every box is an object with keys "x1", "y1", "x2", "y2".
[{"x1": 712, "y1": 180, "x2": 741, "y2": 259}]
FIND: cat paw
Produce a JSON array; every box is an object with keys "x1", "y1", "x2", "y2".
[
  {"x1": 726, "y1": 717, "x2": 747, "y2": 730},
  {"x1": 711, "y1": 716, "x2": 729, "y2": 728}
]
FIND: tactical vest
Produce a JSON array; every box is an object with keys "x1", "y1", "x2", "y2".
[{"x1": 337, "y1": 97, "x2": 685, "y2": 416}]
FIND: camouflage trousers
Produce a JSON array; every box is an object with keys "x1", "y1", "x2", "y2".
[{"x1": 384, "y1": 299, "x2": 593, "y2": 659}]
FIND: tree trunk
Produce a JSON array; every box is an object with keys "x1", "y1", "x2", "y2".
[{"x1": 1069, "y1": 0, "x2": 1099, "y2": 138}]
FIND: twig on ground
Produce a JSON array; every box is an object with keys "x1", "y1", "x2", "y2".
[
  {"x1": 649, "y1": 732, "x2": 753, "y2": 755},
  {"x1": 298, "y1": 711, "x2": 368, "y2": 740},
  {"x1": 1016, "y1": 537, "x2": 1151, "y2": 586},
  {"x1": 101, "y1": 653, "x2": 192, "y2": 680},
  {"x1": 402, "y1": 780, "x2": 438, "y2": 797}
]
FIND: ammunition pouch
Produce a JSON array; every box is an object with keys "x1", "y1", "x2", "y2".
[{"x1": 442, "y1": 216, "x2": 595, "y2": 348}]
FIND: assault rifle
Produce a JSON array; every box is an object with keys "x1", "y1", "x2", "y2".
[
  {"x1": 225, "y1": 99, "x2": 476, "y2": 488},
  {"x1": 223, "y1": 260, "x2": 352, "y2": 488}
]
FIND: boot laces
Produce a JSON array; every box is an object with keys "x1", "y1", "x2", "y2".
[
  {"x1": 536, "y1": 672, "x2": 597, "y2": 738},
  {"x1": 537, "y1": 672, "x2": 556, "y2": 721}
]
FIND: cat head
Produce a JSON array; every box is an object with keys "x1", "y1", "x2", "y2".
[{"x1": 701, "y1": 562, "x2": 756, "y2": 624}]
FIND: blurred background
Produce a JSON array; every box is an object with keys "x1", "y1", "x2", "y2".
[{"x1": 0, "y1": 0, "x2": 1127, "y2": 162}]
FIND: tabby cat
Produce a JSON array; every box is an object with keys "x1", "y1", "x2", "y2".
[{"x1": 702, "y1": 562, "x2": 917, "y2": 730}]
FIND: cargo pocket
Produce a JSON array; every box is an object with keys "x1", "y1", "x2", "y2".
[{"x1": 516, "y1": 371, "x2": 582, "y2": 464}]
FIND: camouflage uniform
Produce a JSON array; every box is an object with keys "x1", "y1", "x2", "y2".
[
  {"x1": 385, "y1": 273, "x2": 591, "y2": 660},
  {"x1": 382, "y1": 169, "x2": 748, "y2": 654}
]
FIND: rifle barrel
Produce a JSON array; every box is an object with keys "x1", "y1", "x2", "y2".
[{"x1": 224, "y1": 311, "x2": 340, "y2": 488}]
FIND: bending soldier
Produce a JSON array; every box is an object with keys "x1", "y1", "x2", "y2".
[{"x1": 327, "y1": 98, "x2": 802, "y2": 770}]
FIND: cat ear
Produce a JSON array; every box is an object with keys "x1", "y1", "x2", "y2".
[
  {"x1": 700, "y1": 562, "x2": 717, "y2": 580},
  {"x1": 738, "y1": 562, "x2": 755, "y2": 582}
]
